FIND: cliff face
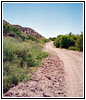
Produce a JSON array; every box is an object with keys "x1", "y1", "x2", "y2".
[
  {"x1": 3, "y1": 20, "x2": 44, "y2": 38},
  {"x1": 13, "y1": 25, "x2": 43, "y2": 38}
]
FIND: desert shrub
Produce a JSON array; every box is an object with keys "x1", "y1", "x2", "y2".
[
  {"x1": 49, "y1": 37, "x2": 56, "y2": 41},
  {"x1": 36, "y1": 52, "x2": 48, "y2": 60},
  {"x1": 3, "y1": 62, "x2": 29, "y2": 93},
  {"x1": 27, "y1": 35, "x2": 38, "y2": 41},
  {"x1": 3, "y1": 24, "x2": 13, "y2": 34},
  {"x1": 60, "y1": 36, "x2": 75, "y2": 48},
  {"x1": 8, "y1": 74, "x2": 18, "y2": 86},
  {"x1": 54, "y1": 35, "x2": 62, "y2": 47},
  {"x1": 3, "y1": 37, "x2": 48, "y2": 92},
  {"x1": 68, "y1": 46, "x2": 78, "y2": 51},
  {"x1": 12, "y1": 27, "x2": 19, "y2": 32},
  {"x1": 15, "y1": 31, "x2": 27, "y2": 41},
  {"x1": 54, "y1": 39, "x2": 60, "y2": 48},
  {"x1": 3, "y1": 75, "x2": 12, "y2": 93},
  {"x1": 75, "y1": 32, "x2": 83, "y2": 51},
  {"x1": 54, "y1": 32, "x2": 83, "y2": 51},
  {"x1": 3, "y1": 74, "x2": 18, "y2": 93},
  {"x1": 37, "y1": 38, "x2": 50, "y2": 45},
  {"x1": 54, "y1": 33, "x2": 76, "y2": 49},
  {"x1": 3, "y1": 37, "x2": 48, "y2": 67},
  {"x1": 26, "y1": 47, "x2": 48, "y2": 67}
]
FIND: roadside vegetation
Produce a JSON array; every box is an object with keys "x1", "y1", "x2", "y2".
[
  {"x1": 3, "y1": 23, "x2": 49, "y2": 93},
  {"x1": 49, "y1": 37, "x2": 56, "y2": 41},
  {"x1": 54, "y1": 32, "x2": 83, "y2": 51}
]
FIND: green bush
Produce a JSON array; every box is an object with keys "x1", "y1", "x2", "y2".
[
  {"x1": 54, "y1": 35, "x2": 63, "y2": 48},
  {"x1": 12, "y1": 27, "x2": 19, "y2": 32},
  {"x1": 3, "y1": 37, "x2": 48, "y2": 67},
  {"x1": 60, "y1": 36, "x2": 75, "y2": 48},
  {"x1": 3, "y1": 75, "x2": 11, "y2": 93},
  {"x1": 54, "y1": 33, "x2": 80, "y2": 48},
  {"x1": 75, "y1": 33, "x2": 83, "y2": 51},
  {"x1": 54, "y1": 32, "x2": 83, "y2": 51},
  {"x1": 54, "y1": 38, "x2": 60, "y2": 48},
  {"x1": 49, "y1": 37, "x2": 56, "y2": 41},
  {"x1": 37, "y1": 38, "x2": 50, "y2": 45},
  {"x1": 3, "y1": 24, "x2": 13, "y2": 34},
  {"x1": 68, "y1": 46, "x2": 78, "y2": 51},
  {"x1": 27, "y1": 35, "x2": 38, "y2": 41},
  {"x1": 15, "y1": 31, "x2": 26, "y2": 41},
  {"x1": 3, "y1": 62, "x2": 29, "y2": 93}
]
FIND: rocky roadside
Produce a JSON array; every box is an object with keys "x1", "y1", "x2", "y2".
[{"x1": 4, "y1": 51, "x2": 66, "y2": 97}]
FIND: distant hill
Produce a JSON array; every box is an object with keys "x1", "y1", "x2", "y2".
[
  {"x1": 3, "y1": 20, "x2": 44, "y2": 38},
  {"x1": 3, "y1": 20, "x2": 10, "y2": 25}
]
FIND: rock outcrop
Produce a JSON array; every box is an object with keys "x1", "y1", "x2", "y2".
[
  {"x1": 3, "y1": 20, "x2": 44, "y2": 38},
  {"x1": 13, "y1": 25, "x2": 43, "y2": 38}
]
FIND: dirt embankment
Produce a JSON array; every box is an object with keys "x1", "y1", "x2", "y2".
[{"x1": 4, "y1": 41, "x2": 83, "y2": 97}]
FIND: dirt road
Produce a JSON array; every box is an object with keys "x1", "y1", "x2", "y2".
[
  {"x1": 44, "y1": 41, "x2": 83, "y2": 97},
  {"x1": 4, "y1": 41, "x2": 83, "y2": 97}
]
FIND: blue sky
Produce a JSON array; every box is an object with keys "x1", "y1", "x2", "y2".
[{"x1": 3, "y1": 3, "x2": 83, "y2": 38}]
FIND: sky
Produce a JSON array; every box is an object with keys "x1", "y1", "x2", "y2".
[{"x1": 3, "y1": 3, "x2": 83, "y2": 38}]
